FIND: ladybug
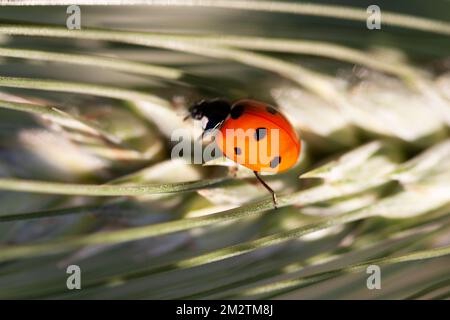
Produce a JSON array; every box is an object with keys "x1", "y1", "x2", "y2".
[{"x1": 188, "y1": 98, "x2": 301, "y2": 208}]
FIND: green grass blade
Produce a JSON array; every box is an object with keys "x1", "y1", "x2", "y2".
[
  {"x1": 0, "y1": 76, "x2": 170, "y2": 107},
  {"x1": 0, "y1": 25, "x2": 340, "y2": 101},
  {"x1": 0, "y1": 177, "x2": 227, "y2": 196},
  {"x1": 241, "y1": 245, "x2": 450, "y2": 298},
  {"x1": 0, "y1": 47, "x2": 182, "y2": 79},
  {"x1": 2, "y1": 1, "x2": 449, "y2": 36},
  {"x1": 404, "y1": 277, "x2": 450, "y2": 299},
  {"x1": 0, "y1": 177, "x2": 391, "y2": 262},
  {"x1": 0, "y1": 204, "x2": 101, "y2": 222}
]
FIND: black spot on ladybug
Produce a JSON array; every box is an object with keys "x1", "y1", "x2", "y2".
[
  {"x1": 230, "y1": 104, "x2": 245, "y2": 119},
  {"x1": 234, "y1": 147, "x2": 241, "y2": 155},
  {"x1": 266, "y1": 106, "x2": 278, "y2": 114},
  {"x1": 254, "y1": 127, "x2": 267, "y2": 141},
  {"x1": 270, "y1": 156, "x2": 281, "y2": 168}
]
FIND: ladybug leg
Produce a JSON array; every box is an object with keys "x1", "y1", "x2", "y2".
[
  {"x1": 200, "y1": 120, "x2": 224, "y2": 140},
  {"x1": 253, "y1": 171, "x2": 278, "y2": 209}
]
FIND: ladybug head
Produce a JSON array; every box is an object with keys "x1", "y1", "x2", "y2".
[
  {"x1": 188, "y1": 98, "x2": 231, "y2": 122},
  {"x1": 188, "y1": 100, "x2": 208, "y2": 120}
]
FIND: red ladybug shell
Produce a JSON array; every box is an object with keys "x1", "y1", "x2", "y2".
[{"x1": 215, "y1": 99, "x2": 301, "y2": 173}]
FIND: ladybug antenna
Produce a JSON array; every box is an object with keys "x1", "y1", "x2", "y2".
[{"x1": 253, "y1": 171, "x2": 278, "y2": 209}]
